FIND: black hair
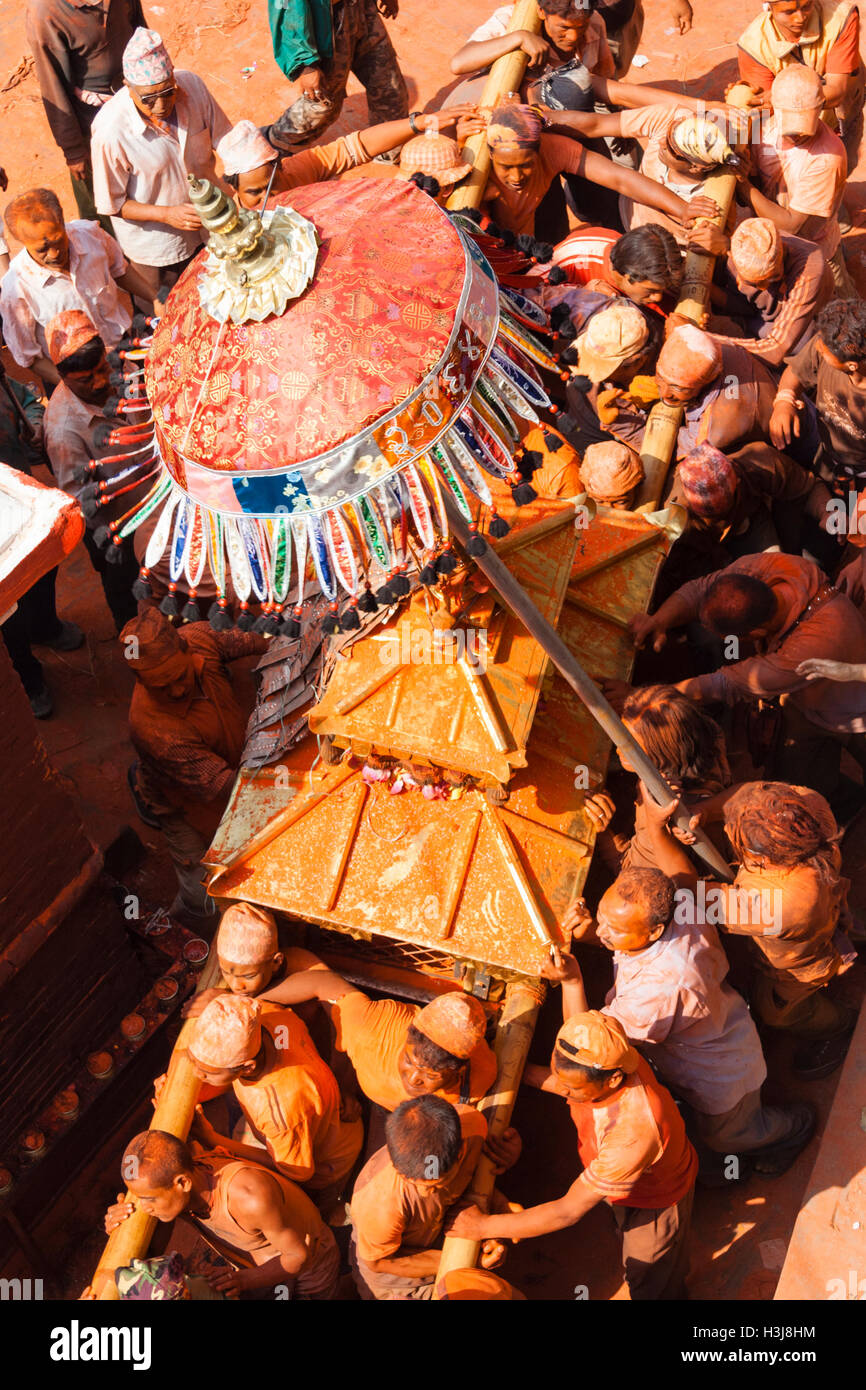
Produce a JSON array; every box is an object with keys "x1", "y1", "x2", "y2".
[
  {"x1": 224, "y1": 172, "x2": 240, "y2": 190},
  {"x1": 540, "y1": 0, "x2": 596, "y2": 16},
  {"x1": 405, "y1": 1023, "x2": 463, "y2": 1076},
  {"x1": 5, "y1": 187, "x2": 64, "y2": 237},
  {"x1": 613, "y1": 866, "x2": 675, "y2": 926},
  {"x1": 385, "y1": 1095, "x2": 462, "y2": 1180},
  {"x1": 817, "y1": 300, "x2": 866, "y2": 366},
  {"x1": 57, "y1": 335, "x2": 105, "y2": 378},
  {"x1": 609, "y1": 225, "x2": 684, "y2": 296},
  {"x1": 552, "y1": 1051, "x2": 619, "y2": 1084},
  {"x1": 124, "y1": 1130, "x2": 193, "y2": 1187},
  {"x1": 700, "y1": 572, "x2": 777, "y2": 637}
]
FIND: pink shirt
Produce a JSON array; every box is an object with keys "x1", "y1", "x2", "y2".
[
  {"x1": 753, "y1": 117, "x2": 847, "y2": 257},
  {"x1": 618, "y1": 103, "x2": 705, "y2": 245},
  {"x1": 0, "y1": 220, "x2": 130, "y2": 368},
  {"x1": 603, "y1": 914, "x2": 766, "y2": 1115},
  {"x1": 91, "y1": 70, "x2": 231, "y2": 267}
]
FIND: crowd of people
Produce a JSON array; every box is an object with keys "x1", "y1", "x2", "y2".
[{"x1": 3, "y1": 0, "x2": 865, "y2": 1301}]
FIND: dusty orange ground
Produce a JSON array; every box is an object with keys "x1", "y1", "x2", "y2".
[{"x1": 1, "y1": 0, "x2": 864, "y2": 1300}]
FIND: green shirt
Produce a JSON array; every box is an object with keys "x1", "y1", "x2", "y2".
[{"x1": 268, "y1": 0, "x2": 334, "y2": 82}]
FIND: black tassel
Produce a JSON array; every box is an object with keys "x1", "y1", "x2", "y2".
[
  {"x1": 466, "y1": 529, "x2": 487, "y2": 556},
  {"x1": 436, "y1": 549, "x2": 457, "y2": 576},
  {"x1": 516, "y1": 233, "x2": 535, "y2": 257},
  {"x1": 390, "y1": 573, "x2": 411, "y2": 597},
  {"x1": 252, "y1": 614, "x2": 271, "y2": 634},
  {"x1": 340, "y1": 605, "x2": 361, "y2": 631},
  {"x1": 558, "y1": 317, "x2": 577, "y2": 342},
  {"x1": 357, "y1": 588, "x2": 378, "y2": 613},
  {"x1": 499, "y1": 227, "x2": 516, "y2": 247},
  {"x1": 81, "y1": 493, "x2": 100, "y2": 521},
  {"x1": 550, "y1": 302, "x2": 572, "y2": 331},
  {"x1": 375, "y1": 583, "x2": 395, "y2": 606},
  {"x1": 236, "y1": 608, "x2": 254, "y2": 631},
  {"x1": 93, "y1": 525, "x2": 112, "y2": 550},
  {"x1": 74, "y1": 463, "x2": 100, "y2": 487},
  {"x1": 281, "y1": 615, "x2": 301, "y2": 639},
  {"x1": 132, "y1": 572, "x2": 153, "y2": 601},
  {"x1": 262, "y1": 613, "x2": 282, "y2": 636},
  {"x1": 106, "y1": 350, "x2": 122, "y2": 372},
  {"x1": 519, "y1": 448, "x2": 543, "y2": 477},
  {"x1": 459, "y1": 207, "x2": 482, "y2": 225},
  {"x1": 105, "y1": 541, "x2": 126, "y2": 566},
  {"x1": 208, "y1": 600, "x2": 232, "y2": 631},
  {"x1": 321, "y1": 612, "x2": 342, "y2": 636},
  {"x1": 419, "y1": 562, "x2": 439, "y2": 585},
  {"x1": 487, "y1": 220, "x2": 506, "y2": 240},
  {"x1": 548, "y1": 265, "x2": 567, "y2": 285},
  {"x1": 543, "y1": 430, "x2": 563, "y2": 450},
  {"x1": 489, "y1": 514, "x2": 510, "y2": 539},
  {"x1": 556, "y1": 412, "x2": 577, "y2": 436},
  {"x1": 532, "y1": 240, "x2": 553, "y2": 263},
  {"x1": 160, "y1": 590, "x2": 180, "y2": 617},
  {"x1": 511, "y1": 481, "x2": 537, "y2": 505},
  {"x1": 181, "y1": 598, "x2": 202, "y2": 624}
]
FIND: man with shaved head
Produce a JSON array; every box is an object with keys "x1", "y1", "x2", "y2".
[{"x1": 103, "y1": 1130, "x2": 341, "y2": 1298}]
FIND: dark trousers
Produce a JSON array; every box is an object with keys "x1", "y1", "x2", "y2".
[
  {"x1": 82, "y1": 529, "x2": 138, "y2": 632},
  {"x1": 269, "y1": 0, "x2": 408, "y2": 151},
  {"x1": 611, "y1": 1186, "x2": 694, "y2": 1300},
  {"x1": 0, "y1": 567, "x2": 62, "y2": 697}
]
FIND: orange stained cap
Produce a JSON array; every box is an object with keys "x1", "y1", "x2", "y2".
[
  {"x1": 656, "y1": 324, "x2": 722, "y2": 391},
  {"x1": 217, "y1": 903, "x2": 279, "y2": 964},
  {"x1": 189, "y1": 995, "x2": 262, "y2": 1070},
  {"x1": 436, "y1": 1268, "x2": 526, "y2": 1299},
  {"x1": 556, "y1": 1009, "x2": 639, "y2": 1073},
  {"x1": 46, "y1": 310, "x2": 100, "y2": 365},
  {"x1": 771, "y1": 65, "x2": 824, "y2": 113},
  {"x1": 414, "y1": 992, "x2": 487, "y2": 1058}
]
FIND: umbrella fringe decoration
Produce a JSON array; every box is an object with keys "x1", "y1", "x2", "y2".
[{"x1": 92, "y1": 215, "x2": 570, "y2": 639}]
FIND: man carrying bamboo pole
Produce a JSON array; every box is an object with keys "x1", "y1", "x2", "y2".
[
  {"x1": 102, "y1": 1130, "x2": 342, "y2": 1298},
  {"x1": 449, "y1": 1009, "x2": 697, "y2": 1300}
]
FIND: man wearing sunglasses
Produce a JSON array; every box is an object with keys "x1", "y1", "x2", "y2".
[{"x1": 90, "y1": 27, "x2": 232, "y2": 298}]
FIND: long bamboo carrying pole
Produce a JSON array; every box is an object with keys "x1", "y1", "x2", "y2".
[
  {"x1": 89, "y1": 952, "x2": 221, "y2": 1299},
  {"x1": 434, "y1": 980, "x2": 543, "y2": 1291},
  {"x1": 443, "y1": 492, "x2": 733, "y2": 880},
  {"x1": 635, "y1": 169, "x2": 738, "y2": 507},
  {"x1": 447, "y1": 0, "x2": 542, "y2": 213}
]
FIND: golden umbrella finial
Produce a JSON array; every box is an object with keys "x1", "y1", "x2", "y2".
[{"x1": 188, "y1": 175, "x2": 320, "y2": 325}]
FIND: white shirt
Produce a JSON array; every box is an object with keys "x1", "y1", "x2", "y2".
[
  {"x1": 91, "y1": 70, "x2": 232, "y2": 267},
  {"x1": 0, "y1": 220, "x2": 131, "y2": 368}
]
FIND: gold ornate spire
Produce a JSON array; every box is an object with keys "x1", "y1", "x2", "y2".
[{"x1": 187, "y1": 175, "x2": 320, "y2": 325}]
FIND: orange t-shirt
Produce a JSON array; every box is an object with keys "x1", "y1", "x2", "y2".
[
  {"x1": 351, "y1": 1104, "x2": 487, "y2": 1286},
  {"x1": 233, "y1": 1007, "x2": 362, "y2": 1190},
  {"x1": 569, "y1": 1056, "x2": 697, "y2": 1209},
  {"x1": 483, "y1": 133, "x2": 590, "y2": 237},
  {"x1": 331, "y1": 991, "x2": 497, "y2": 1111}
]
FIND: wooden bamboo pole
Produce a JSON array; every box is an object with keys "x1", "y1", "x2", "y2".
[
  {"x1": 89, "y1": 951, "x2": 221, "y2": 1300},
  {"x1": 434, "y1": 979, "x2": 543, "y2": 1290},
  {"x1": 446, "y1": 0, "x2": 542, "y2": 213},
  {"x1": 443, "y1": 491, "x2": 733, "y2": 881},
  {"x1": 635, "y1": 169, "x2": 738, "y2": 507}
]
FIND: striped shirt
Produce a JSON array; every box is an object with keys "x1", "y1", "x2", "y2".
[{"x1": 710, "y1": 234, "x2": 833, "y2": 369}]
